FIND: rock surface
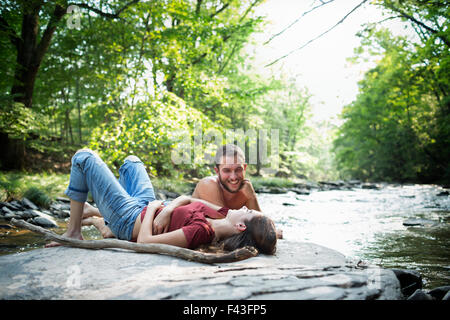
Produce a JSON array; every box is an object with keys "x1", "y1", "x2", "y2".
[
  {"x1": 427, "y1": 286, "x2": 450, "y2": 300},
  {"x1": 0, "y1": 240, "x2": 402, "y2": 300},
  {"x1": 391, "y1": 268, "x2": 422, "y2": 297}
]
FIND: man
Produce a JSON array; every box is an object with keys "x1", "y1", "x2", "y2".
[
  {"x1": 193, "y1": 144, "x2": 282, "y2": 238},
  {"x1": 193, "y1": 144, "x2": 260, "y2": 211}
]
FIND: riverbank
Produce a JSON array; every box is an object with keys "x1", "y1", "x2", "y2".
[{"x1": 4, "y1": 170, "x2": 446, "y2": 205}]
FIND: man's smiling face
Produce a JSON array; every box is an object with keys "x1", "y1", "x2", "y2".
[{"x1": 215, "y1": 156, "x2": 247, "y2": 193}]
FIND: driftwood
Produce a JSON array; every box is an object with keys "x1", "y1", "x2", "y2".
[{"x1": 10, "y1": 218, "x2": 258, "y2": 264}]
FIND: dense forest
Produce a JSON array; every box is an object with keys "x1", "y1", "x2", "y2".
[
  {"x1": 0, "y1": 0, "x2": 448, "y2": 185},
  {"x1": 334, "y1": 0, "x2": 449, "y2": 184}
]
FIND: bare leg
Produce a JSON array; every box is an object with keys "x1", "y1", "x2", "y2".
[
  {"x1": 45, "y1": 200, "x2": 84, "y2": 247},
  {"x1": 82, "y1": 217, "x2": 115, "y2": 239},
  {"x1": 82, "y1": 202, "x2": 102, "y2": 219}
]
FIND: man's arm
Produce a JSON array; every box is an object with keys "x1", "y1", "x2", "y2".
[
  {"x1": 192, "y1": 178, "x2": 225, "y2": 207},
  {"x1": 240, "y1": 180, "x2": 261, "y2": 211},
  {"x1": 245, "y1": 195, "x2": 261, "y2": 212}
]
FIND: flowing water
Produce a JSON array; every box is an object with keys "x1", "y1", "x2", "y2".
[
  {"x1": 258, "y1": 184, "x2": 450, "y2": 289},
  {"x1": 1, "y1": 183, "x2": 449, "y2": 289}
]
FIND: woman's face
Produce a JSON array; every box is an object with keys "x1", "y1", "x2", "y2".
[{"x1": 226, "y1": 206, "x2": 259, "y2": 227}]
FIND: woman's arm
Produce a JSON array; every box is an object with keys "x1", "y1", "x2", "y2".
[
  {"x1": 137, "y1": 200, "x2": 188, "y2": 246},
  {"x1": 153, "y1": 195, "x2": 225, "y2": 234},
  {"x1": 189, "y1": 197, "x2": 223, "y2": 212},
  {"x1": 152, "y1": 195, "x2": 190, "y2": 234},
  {"x1": 137, "y1": 200, "x2": 162, "y2": 242}
]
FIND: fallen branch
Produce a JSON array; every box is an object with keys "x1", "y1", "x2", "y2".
[{"x1": 10, "y1": 219, "x2": 258, "y2": 264}]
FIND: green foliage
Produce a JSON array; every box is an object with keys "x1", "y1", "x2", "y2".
[
  {"x1": 334, "y1": 20, "x2": 449, "y2": 183},
  {"x1": 0, "y1": 102, "x2": 36, "y2": 139},
  {"x1": 88, "y1": 92, "x2": 221, "y2": 177},
  {"x1": 151, "y1": 177, "x2": 196, "y2": 196},
  {"x1": 0, "y1": 0, "x2": 320, "y2": 181},
  {"x1": 23, "y1": 187, "x2": 52, "y2": 209},
  {"x1": 0, "y1": 171, "x2": 69, "y2": 202},
  {"x1": 0, "y1": 172, "x2": 22, "y2": 201},
  {"x1": 250, "y1": 176, "x2": 296, "y2": 190}
]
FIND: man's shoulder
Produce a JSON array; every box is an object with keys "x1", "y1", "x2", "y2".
[
  {"x1": 193, "y1": 176, "x2": 219, "y2": 195},
  {"x1": 197, "y1": 176, "x2": 218, "y2": 186}
]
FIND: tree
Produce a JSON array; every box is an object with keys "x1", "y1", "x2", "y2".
[
  {"x1": 334, "y1": 25, "x2": 449, "y2": 183},
  {"x1": 0, "y1": 0, "x2": 139, "y2": 169}
]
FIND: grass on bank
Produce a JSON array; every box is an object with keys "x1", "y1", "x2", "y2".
[{"x1": 0, "y1": 171, "x2": 69, "y2": 206}]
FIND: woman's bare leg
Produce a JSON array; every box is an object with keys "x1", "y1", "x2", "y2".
[
  {"x1": 45, "y1": 200, "x2": 84, "y2": 247},
  {"x1": 82, "y1": 217, "x2": 115, "y2": 238},
  {"x1": 82, "y1": 202, "x2": 102, "y2": 219}
]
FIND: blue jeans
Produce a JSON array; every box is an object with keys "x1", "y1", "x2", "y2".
[{"x1": 64, "y1": 149, "x2": 156, "y2": 240}]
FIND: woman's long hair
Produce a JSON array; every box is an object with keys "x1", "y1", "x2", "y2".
[{"x1": 220, "y1": 215, "x2": 277, "y2": 255}]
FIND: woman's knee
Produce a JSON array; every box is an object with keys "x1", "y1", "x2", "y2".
[
  {"x1": 72, "y1": 149, "x2": 100, "y2": 168},
  {"x1": 74, "y1": 148, "x2": 96, "y2": 156},
  {"x1": 124, "y1": 155, "x2": 141, "y2": 163}
]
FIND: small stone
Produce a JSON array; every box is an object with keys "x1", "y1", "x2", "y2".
[
  {"x1": 56, "y1": 197, "x2": 71, "y2": 203},
  {"x1": 2, "y1": 202, "x2": 20, "y2": 211},
  {"x1": 443, "y1": 291, "x2": 450, "y2": 300},
  {"x1": 407, "y1": 289, "x2": 433, "y2": 300},
  {"x1": 436, "y1": 191, "x2": 449, "y2": 196},
  {"x1": 21, "y1": 198, "x2": 39, "y2": 210},
  {"x1": 391, "y1": 269, "x2": 422, "y2": 297},
  {"x1": 4, "y1": 213, "x2": 19, "y2": 220},
  {"x1": 403, "y1": 219, "x2": 437, "y2": 227},
  {"x1": 57, "y1": 210, "x2": 70, "y2": 218},
  {"x1": 16, "y1": 210, "x2": 36, "y2": 219},
  {"x1": 28, "y1": 210, "x2": 58, "y2": 228},
  {"x1": 2, "y1": 206, "x2": 14, "y2": 215},
  {"x1": 267, "y1": 187, "x2": 287, "y2": 194},
  {"x1": 282, "y1": 202, "x2": 295, "y2": 206},
  {"x1": 290, "y1": 188, "x2": 310, "y2": 195},
  {"x1": 50, "y1": 203, "x2": 70, "y2": 211},
  {"x1": 10, "y1": 200, "x2": 25, "y2": 210},
  {"x1": 26, "y1": 209, "x2": 44, "y2": 218},
  {"x1": 428, "y1": 286, "x2": 450, "y2": 300},
  {"x1": 31, "y1": 216, "x2": 58, "y2": 228},
  {"x1": 361, "y1": 183, "x2": 380, "y2": 189}
]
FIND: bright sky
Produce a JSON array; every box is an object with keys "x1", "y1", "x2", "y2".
[{"x1": 249, "y1": 0, "x2": 414, "y2": 123}]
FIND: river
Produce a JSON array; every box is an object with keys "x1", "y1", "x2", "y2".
[
  {"x1": 258, "y1": 183, "x2": 450, "y2": 289},
  {"x1": 1, "y1": 183, "x2": 449, "y2": 290}
]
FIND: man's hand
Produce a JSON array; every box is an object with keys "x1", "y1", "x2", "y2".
[{"x1": 152, "y1": 204, "x2": 173, "y2": 235}]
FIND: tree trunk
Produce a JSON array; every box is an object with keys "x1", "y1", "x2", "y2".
[
  {"x1": 1, "y1": 2, "x2": 66, "y2": 169},
  {"x1": 0, "y1": 132, "x2": 25, "y2": 169},
  {"x1": 76, "y1": 76, "x2": 82, "y2": 144}
]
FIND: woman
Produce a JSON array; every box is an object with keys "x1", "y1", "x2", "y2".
[{"x1": 47, "y1": 149, "x2": 277, "y2": 255}]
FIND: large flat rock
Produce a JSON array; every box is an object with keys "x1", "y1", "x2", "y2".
[{"x1": 0, "y1": 240, "x2": 402, "y2": 300}]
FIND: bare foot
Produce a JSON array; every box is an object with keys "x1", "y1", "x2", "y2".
[
  {"x1": 82, "y1": 217, "x2": 115, "y2": 239},
  {"x1": 45, "y1": 231, "x2": 84, "y2": 248},
  {"x1": 82, "y1": 202, "x2": 102, "y2": 219},
  {"x1": 276, "y1": 228, "x2": 283, "y2": 239}
]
